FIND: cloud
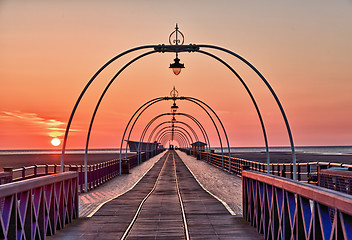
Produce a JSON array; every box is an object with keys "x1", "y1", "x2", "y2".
[
  {"x1": 0, "y1": 111, "x2": 79, "y2": 138},
  {"x1": 2, "y1": 111, "x2": 65, "y2": 126}
]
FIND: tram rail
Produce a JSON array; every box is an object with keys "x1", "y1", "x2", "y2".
[{"x1": 121, "y1": 150, "x2": 190, "y2": 240}]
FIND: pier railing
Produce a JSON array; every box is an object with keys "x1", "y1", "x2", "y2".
[
  {"x1": 0, "y1": 172, "x2": 78, "y2": 239},
  {"x1": 181, "y1": 149, "x2": 352, "y2": 184},
  {"x1": 0, "y1": 150, "x2": 164, "y2": 192},
  {"x1": 242, "y1": 168, "x2": 352, "y2": 240},
  {"x1": 318, "y1": 166, "x2": 352, "y2": 195}
]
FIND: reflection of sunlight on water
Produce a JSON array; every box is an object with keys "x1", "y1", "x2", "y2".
[{"x1": 0, "y1": 149, "x2": 131, "y2": 155}]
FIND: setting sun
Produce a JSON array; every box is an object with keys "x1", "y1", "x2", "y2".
[{"x1": 51, "y1": 138, "x2": 61, "y2": 146}]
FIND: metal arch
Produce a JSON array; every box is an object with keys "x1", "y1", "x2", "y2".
[
  {"x1": 145, "y1": 123, "x2": 195, "y2": 159},
  {"x1": 193, "y1": 51, "x2": 270, "y2": 174},
  {"x1": 158, "y1": 131, "x2": 189, "y2": 148},
  {"x1": 157, "y1": 130, "x2": 190, "y2": 146},
  {"x1": 160, "y1": 133, "x2": 185, "y2": 148},
  {"x1": 82, "y1": 50, "x2": 157, "y2": 192},
  {"x1": 152, "y1": 126, "x2": 194, "y2": 146},
  {"x1": 160, "y1": 135, "x2": 184, "y2": 148},
  {"x1": 196, "y1": 44, "x2": 297, "y2": 180},
  {"x1": 145, "y1": 120, "x2": 199, "y2": 160},
  {"x1": 180, "y1": 97, "x2": 229, "y2": 171},
  {"x1": 136, "y1": 112, "x2": 211, "y2": 164},
  {"x1": 121, "y1": 96, "x2": 222, "y2": 165},
  {"x1": 120, "y1": 97, "x2": 165, "y2": 160},
  {"x1": 136, "y1": 112, "x2": 213, "y2": 163},
  {"x1": 63, "y1": 41, "x2": 295, "y2": 178},
  {"x1": 126, "y1": 112, "x2": 211, "y2": 163},
  {"x1": 135, "y1": 113, "x2": 212, "y2": 163},
  {"x1": 81, "y1": 47, "x2": 260, "y2": 192},
  {"x1": 153, "y1": 126, "x2": 193, "y2": 145},
  {"x1": 136, "y1": 99, "x2": 227, "y2": 168},
  {"x1": 147, "y1": 121, "x2": 199, "y2": 143},
  {"x1": 61, "y1": 44, "x2": 159, "y2": 172},
  {"x1": 159, "y1": 133, "x2": 185, "y2": 147},
  {"x1": 159, "y1": 133, "x2": 188, "y2": 149}
]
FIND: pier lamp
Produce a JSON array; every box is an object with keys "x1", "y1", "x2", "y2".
[
  {"x1": 169, "y1": 53, "x2": 184, "y2": 75},
  {"x1": 169, "y1": 24, "x2": 185, "y2": 75},
  {"x1": 171, "y1": 102, "x2": 178, "y2": 114}
]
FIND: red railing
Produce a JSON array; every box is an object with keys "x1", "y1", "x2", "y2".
[
  {"x1": 242, "y1": 168, "x2": 352, "y2": 239},
  {"x1": 318, "y1": 166, "x2": 352, "y2": 195},
  {"x1": 0, "y1": 150, "x2": 165, "y2": 192},
  {"x1": 182, "y1": 149, "x2": 352, "y2": 183},
  {"x1": 0, "y1": 172, "x2": 78, "y2": 239}
]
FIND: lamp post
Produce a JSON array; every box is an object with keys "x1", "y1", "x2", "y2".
[
  {"x1": 61, "y1": 24, "x2": 296, "y2": 183},
  {"x1": 169, "y1": 24, "x2": 185, "y2": 75}
]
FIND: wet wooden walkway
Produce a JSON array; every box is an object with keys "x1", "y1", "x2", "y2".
[{"x1": 48, "y1": 150, "x2": 263, "y2": 240}]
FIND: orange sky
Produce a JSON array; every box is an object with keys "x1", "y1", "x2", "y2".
[{"x1": 1, "y1": 0, "x2": 351, "y2": 149}]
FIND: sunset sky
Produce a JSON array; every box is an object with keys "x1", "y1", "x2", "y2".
[{"x1": 1, "y1": 0, "x2": 351, "y2": 149}]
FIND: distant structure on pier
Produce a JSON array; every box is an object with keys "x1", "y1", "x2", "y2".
[
  {"x1": 191, "y1": 141, "x2": 207, "y2": 152},
  {"x1": 127, "y1": 140, "x2": 160, "y2": 152}
]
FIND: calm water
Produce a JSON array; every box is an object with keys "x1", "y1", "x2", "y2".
[
  {"x1": 212, "y1": 146, "x2": 352, "y2": 155},
  {"x1": 0, "y1": 149, "x2": 130, "y2": 155},
  {"x1": 1, "y1": 146, "x2": 351, "y2": 155}
]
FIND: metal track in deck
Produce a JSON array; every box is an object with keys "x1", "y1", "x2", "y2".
[{"x1": 48, "y1": 150, "x2": 263, "y2": 239}]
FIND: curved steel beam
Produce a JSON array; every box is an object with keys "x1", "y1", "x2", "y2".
[
  {"x1": 135, "y1": 113, "x2": 212, "y2": 164},
  {"x1": 155, "y1": 128, "x2": 191, "y2": 146},
  {"x1": 136, "y1": 99, "x2": 226, "y2": 168},
  {"x1": 61, "y1": 45, "x2": 158, "y2": 171},
  {"x1": 197, "y1": 45, "x2": 296, "y2": 180},
  {"x1": 160, "y1": 133, "x2": 187, "y2": 149},
  {"x1": 153, "y1": 126, "x2": 193, "y2": 145},
  {"x1": 64, "y1": 42, "x2": 294, "y2": 179},
  {"x1": 180, "y1": 97, "x2": 229, "y2": 170},
  {"x1": 120, "y1": 98, "x2": 166, "y2": 160},
  {"x1": 158, "y1": 131, "x2": 189, "y2": 148},
  {"x1": 154, "y1": 126, "x2": 194, "y2": 143},
  {"x1": 145, "y1": 120, "x2": 199, "y2": 160},
  {"x1": 135, "y1": 112, "x2": 212, "y2": 163},
  {"x1": 160, "y1": 133, "x2": 185, "y2": 148},
  {"x1": 147, "y1": 120, "x2": 199, "y2": 143},
  {"x1": 126, "y1": 112, "x2": 211, "y2": 163},
  {"x1": 194, "y1": 51, "x2": 270, "y2": 173},
  {"x1": 82, "y1": 50, "x2": 157, "y2": 192},
  {"x1": 157, "y1": 130, "x2": 190, "y2": 146}
]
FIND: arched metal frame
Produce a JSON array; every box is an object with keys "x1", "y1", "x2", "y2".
[
  {"x1": 136, "y1": 100, "x2": 228, "y2": 167},
  {"x1": 159, "y1": 132, "x2": 186, "y2": 148},
  {"x1": 157, "y1": 130, "x2": 190, "y2": 147},
  {"x1": 159, "y1": 133, "x2": 187, "y2": 149},
  {"x1": 121, "y1": 96, "x2": 227, "y2": 163},
  {"x1": 118, "y1": 96, "x2": 228, "y2": 170},
  {"x1": 145, "y1": 120, "x2": 199, "y2": 159},
  {"x1": 181, "y1": 97, "x2": 231, "y2": 169},
  {"x1": 131, "y1": 112, "x2": 212, "y2": 165},
  {"x1": 154, "y1": 126, "x2": 194, "y2": 144},
  {"x1": 61, "y1": 42, "x2": 296, "y2": 184},
  {"x1": 147, "y1": 121, "x2": 199, "y2": 143}
]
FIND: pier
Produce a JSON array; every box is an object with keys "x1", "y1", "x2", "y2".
[
  {"x1": 1, "y1": 25, "x2": 351, "y2": 240},
  {"x1": 48, "y1": 150, "x2": 263, "y2": 239}
]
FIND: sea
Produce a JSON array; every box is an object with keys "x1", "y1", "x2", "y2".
[
  {"x1": 1, "y1": 146, "x2": 351, "y2": 155},
  {"x1": 212, "y1": 146, "x2": 352, "y2": 155}
]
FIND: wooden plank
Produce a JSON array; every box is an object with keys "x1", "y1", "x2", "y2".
[{"x1": 48, "y1": 151, "x2": 263, "y2": 239}]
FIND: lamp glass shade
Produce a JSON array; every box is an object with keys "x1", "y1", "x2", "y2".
[
  {"x1": 169, "y1": 57, "x2": 184, "y2": 76},
  {"x1": 172, "y1": 68, "x2": 181, "y2": 75}
]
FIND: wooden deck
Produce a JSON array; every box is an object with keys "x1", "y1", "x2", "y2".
[{"x1": 48, "y1": 150, "x2": 263, "y2": 240}]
